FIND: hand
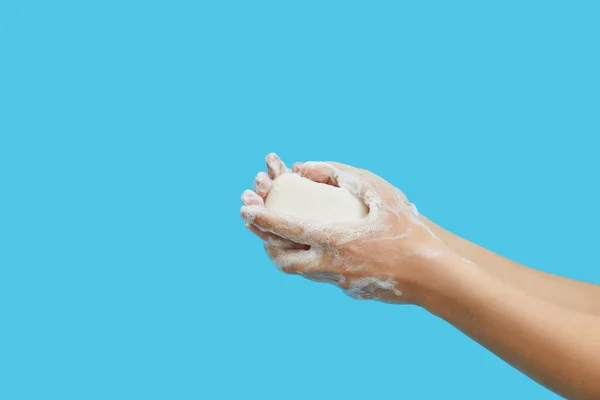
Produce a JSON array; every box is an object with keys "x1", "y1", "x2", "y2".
[
  {"x1": 241, "y1": 154, "x2": 452, "y2": 304},
  {"x1": 241, "y1": 153, "x2": 307, "y2": 250}
]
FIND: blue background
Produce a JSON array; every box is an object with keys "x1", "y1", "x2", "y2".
[{"x1": 1, "y1": 1, "x2": 598, "y2": 399}]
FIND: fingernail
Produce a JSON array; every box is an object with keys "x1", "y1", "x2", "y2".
[
  {"x1": 254, "y1": 172, "x2": 271, "y2": 190},
  {"x1": 241, "y1": 190, "x2": 252, "y2": 203},
  {"x1": 255, "y1": 171, "x2": 268, "y2": 182},
  {"x1": 240, "y1": 205, "x2": 257, "y2": 222}
]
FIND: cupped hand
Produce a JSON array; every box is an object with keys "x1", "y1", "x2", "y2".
[
  {"x1": 241, "y1": 153, "x2": 307, "y2": 250},
  {"x1": 241, "y1": 154, "x2": 453, "y2": 304}
]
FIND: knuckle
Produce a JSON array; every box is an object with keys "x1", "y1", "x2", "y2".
[
  {"x1": 255, "y1": 215, "x2": 273, "y2": 231},
  {"x1": 253, "y1": 214, "x2": 264, "y2": 227}
]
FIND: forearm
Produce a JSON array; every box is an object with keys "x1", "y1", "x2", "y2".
[
  {"x1": 421, "y1": 216, "x2": 600, "y2": 315},
  {"x1": 416, "y1": 255, "x2": 600, "y2": 399}
]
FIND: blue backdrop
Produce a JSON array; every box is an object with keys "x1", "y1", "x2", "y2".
[{"x1": 1, "y1": 1, "x2": 598, "y2": 399}]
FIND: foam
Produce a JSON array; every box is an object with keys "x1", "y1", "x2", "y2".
[
  {"x1": 253, "y1": 172, "x2": 271, "y2": 197},
  {"x1": 242, "y1": 157, "x2": 450, "y2": 305},
  {"x1": 241, "y1": 190, "x2": 262, "y2": 206},
  {"x1": 302, "y1": 272, "x2": 346, "y2": 285},
  {"x1": 267, "y1": 246, "x2": 323, "y2": 273},
  {"x1": 344, "y1": 277, "x2": 403, "y2": 300}
]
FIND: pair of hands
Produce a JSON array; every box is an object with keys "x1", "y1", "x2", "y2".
[{"x1": 240, "y1": 153, "x2": 452, "y2": 304}]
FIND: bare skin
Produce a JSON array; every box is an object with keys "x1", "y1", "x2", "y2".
[
  {"x1": 421, "y1": 217, "x2": 600, "y2": 316},
  {"x1": 241, "y1": 153, "x2": 600, "y2": 399}
]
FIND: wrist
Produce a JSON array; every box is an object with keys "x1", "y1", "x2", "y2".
[{"x1": 409, "y1": 251, "x2": 487, "y2": 312}]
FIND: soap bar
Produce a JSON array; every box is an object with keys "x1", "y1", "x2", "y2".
[{"x1": 265, "y1": 173, "x2": 368, "y2": 223}]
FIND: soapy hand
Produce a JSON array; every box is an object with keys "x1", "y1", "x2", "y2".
[
  {"x1": 241, "y1": 153, "x2": 452, "y2": 304},
  {"x1": 242, "y1": 154, "x2": 307, "y2": 250}
]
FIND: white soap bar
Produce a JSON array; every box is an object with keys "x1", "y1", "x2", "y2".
[{"x1": 265, "y1": 173, "x2": 368, "y2": 223}]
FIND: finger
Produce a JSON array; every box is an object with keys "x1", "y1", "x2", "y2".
[
  {"x1": 254, "y1": 172, "x2": 272, "y2": 200},
  {"x1": 335, "y1": 169, "x2": 375, "y2": 205},
  {"x1": 266, "y1": 153, "x2": 288, "y2": 179},
  {"x1": 265, "y1": 245, "x2": 322, "y2": 274},
  {"x1": 292, "y1": 161, "x2": 338, "y2": 185},
  {"x1": 246, "y1": 223, "x2": 308, "y2": 250},
  {"x1": 241, "y1": 190, "x2": 264, "y2": 206},
  {"x1": 240, "y1": 206, "x2": 335, "y2": 246},
  {"x1": 293, "y1": 160, "x2": 357, "y2": 175},
  {"x1": 293, "y1": 162, "x2": 375, "y2": 205}
]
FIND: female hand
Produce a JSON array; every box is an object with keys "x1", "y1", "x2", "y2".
[
  {"x1": 244, "y1": 155, "x2": 600, "y2": 399},
  {"x1": 241, "y1": 153, "x2": 307, "y2": 250},
  {"x1": 241, "y1": 154, "x2": 454, "y2": 304}
]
